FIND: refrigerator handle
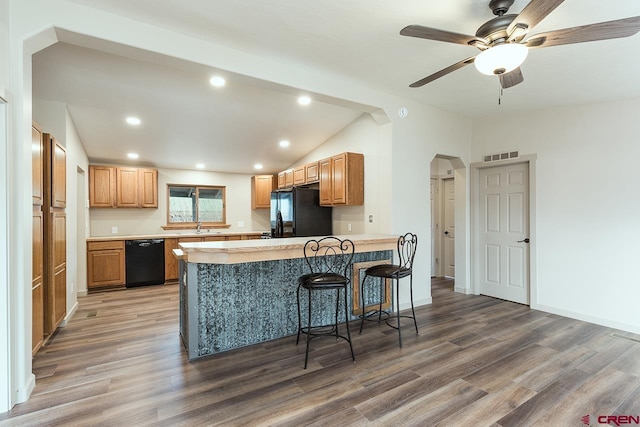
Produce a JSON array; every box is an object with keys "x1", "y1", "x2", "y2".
[{"x1": 276, "y1": 211, "x2": 284, "y2": 238}]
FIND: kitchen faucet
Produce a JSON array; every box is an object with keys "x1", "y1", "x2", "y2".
[{"x1": 196, "y1": 222, "x2": 202, "y2": 234}]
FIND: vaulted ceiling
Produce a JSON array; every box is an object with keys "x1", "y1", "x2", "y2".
[{"x1": 32, "y1": 0, "x2": 640, "y2": 173}]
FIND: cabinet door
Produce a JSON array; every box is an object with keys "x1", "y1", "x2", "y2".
[
  {"x1": 45, "y1": 211, "x2": 66, "y2": 334},
  {"x1": 32, "y1": 123, "x2": 43, "y2": 206},
  {"x1": 116, "y1": 167, "x2": 139, "y2": 207},
  {"x1": 305, "y1": 162, "x2": 319, "y2": 183},
  {"x1": 87, "y1": 249, "x2": 125, "y2": 288},
  {"x1": 89, "y1": 165, "x2": 116, "y2": 207},
  {"x1": 331, "y1": 153, "x2": 347, "y2": 205},
  {"x1": 138, "y1": 168, "x2": 158, "y2": 208},
  {"x1": 284, "y1": 170, "x2": 294, "y2": 187},
  {"x1": 164, "y1": 238, "x2": 179, "y2": 281},
  {"x1": 293, "y1": 167, "x2": 305, "y2": 185},
  {"x1": 32, "y1": 208, "x2": 44, "y2": 354},
  {"x1": 252, "y1": 175, "x2": 274, "y2": 209},
  {"x1": 51, "y1": 138, "x2": 67, "y2": 208},
  {"x1": 319, "y1": 158, "x2": 332, "y2": 205},
  {"x1": 277, "y1": 172, "x2": 286, "y2": 189}
]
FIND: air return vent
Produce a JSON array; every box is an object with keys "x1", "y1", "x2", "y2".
[{"x1": 483, "y1": 150, "x2": 519, "y2": 163}]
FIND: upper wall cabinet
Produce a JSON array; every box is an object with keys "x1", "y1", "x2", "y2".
[
  {"x1": 89, "y1": 165, "x2": 158, "y2": 208},
  {"x1": 251, "y1": 175, "x2": 275, "y2": 209},
  {"x1": 319, "y1": 152, "x2": 364, "y2": 206}
]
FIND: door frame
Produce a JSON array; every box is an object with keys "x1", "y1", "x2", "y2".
[
  {"x1": 441, "y1": 177, "x2": 455, "y2": 278},
  {"x1": 0, "y1": 95, "x2": 10, "y2": 413},
  {"x1": 470, "y1": 154, "x2": 538, "y2": 306}
]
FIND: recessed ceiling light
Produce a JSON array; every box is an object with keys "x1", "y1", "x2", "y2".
[
  {"x1": 195, "y1": 163, "x2": 205, "y2": 169},
  {"x1": 127, "y1": 153, "x2": 139, "y2": 159},
  {"x1": 279, "y1": 140, "x2": 290, "y2": 148},
  {"x1": 210, "y1": 76, "x2": 226, "y2": 87},
  {"x1": 297, "y1": 96, "x2": 311, "y2": 106},
  {"x1": 254, "y1": 164, "x2": 263, "y2": 170},
  {"x1": 126, "y1": 117, "x2": 141, "y2": 126}
]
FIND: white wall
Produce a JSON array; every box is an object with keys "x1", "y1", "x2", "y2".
[
  {"x1": 471, "y1": 97, "x2": 640, "y2": 333},
  {"x1": 290, "y1": 113, "x2": 391, "y2": 236},
  {"x1": 89, "y1": 168, "x2": 270, "y2": 236},
  {"x1": 0, "y1": 0, "x2": 10, "y2": 412}
]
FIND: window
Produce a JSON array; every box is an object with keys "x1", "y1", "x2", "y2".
[{"x1": 167, "y1": 184, "x2": 226, "y2": 226}]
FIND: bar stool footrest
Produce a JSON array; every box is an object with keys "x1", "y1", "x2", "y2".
[{"x1": 385, "y1": 315, "x2": 418, "y2": 331}]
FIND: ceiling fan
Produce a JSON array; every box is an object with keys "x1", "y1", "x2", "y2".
[{"x1": 401, "y1": 0, "x2": 640, "y2": 89}]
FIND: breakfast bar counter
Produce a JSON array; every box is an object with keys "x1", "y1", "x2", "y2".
[{"x1": 177, "y1": 234, "x2": 397, "y2": 359}]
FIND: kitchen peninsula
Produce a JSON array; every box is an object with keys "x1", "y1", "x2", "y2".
[{"x1": 176, "y1": 234, "x2": 398, "y2": 360}]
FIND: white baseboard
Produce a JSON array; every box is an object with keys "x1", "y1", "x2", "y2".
[
  {"x1": 454, "y1": 286, "x2": 472, "y2": 294},
  {"x1": 400, "y1": 297, "x2": 432, "y2": 311},
  {"x1": 533, "y1": 303, "x2": 640, "y2": 335},
  {"x1": 15, "y1": 373, "x2": 35, "y2": 405},
  {"x1": 60, "y1": 301, "x2": 79, "y2": 327},
  {"x1": 77, "y1": 290, "x2": 88, "y2": 297}
]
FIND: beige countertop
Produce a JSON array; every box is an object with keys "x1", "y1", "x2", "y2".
[
  {"x1": 87, "y1": 231, "x2": 268, "y2": 242},
  {"x1": 176, "y1": 234, "x2": 398, "y2": 264}
]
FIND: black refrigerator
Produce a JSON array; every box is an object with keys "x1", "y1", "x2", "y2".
[{"x1": 270, "y1": 187, "x2": 332, "y2": 238}]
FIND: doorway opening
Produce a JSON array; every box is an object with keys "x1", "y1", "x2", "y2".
[{"x1": 430, "y1": 154, "x2": 465, "y2": 289}]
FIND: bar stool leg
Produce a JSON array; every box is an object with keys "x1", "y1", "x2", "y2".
[
  {"x1": 378, "y1": 277, "x2": 384, "y2": 322},
  {"x1": 396, "y1": 277, "x2": 402, "y2": 347},
  {"x1": 304, "y1": 289, "x2": 312, "y2": 369},
  {"x1": 343, "y1": 286, "x2": 355, "y2": 362},
  {"x1": 296, "y1": 285, "x2": 302, "y2": 345},
  {"x1": 410, "y1": 273, "x2": 418, "y2": 334},
  {"x1": 359, "y1": 274, "x2": 367, "y2": 334},
  {"x1": 334, "y1": 289, "x2": 340, "y2": 340}
]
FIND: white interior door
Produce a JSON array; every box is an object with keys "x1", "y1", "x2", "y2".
[
  {"x1": 479, "y1": 163, "x2": 530, "y2": 304},
  {"x1": 430, "y1": 178, "x2": 437, "y2": 276},
  {"x1": 443, "y1": 178, "x2": 455, "y2": 278}
]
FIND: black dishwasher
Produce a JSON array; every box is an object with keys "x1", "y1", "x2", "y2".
[{"x1": 125, "y1": 239, "x2": 165, "y2": 287}]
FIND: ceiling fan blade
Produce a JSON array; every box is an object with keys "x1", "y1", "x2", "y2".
[
  {"x1": 400, "y1": 25, "x2": 487, "y2": 47},
  {"x1": 409, "y1": 56, "x2": 476, "y2": 88},
  {"x1": 525, "y1": 16, "x2": 640, "y2": 49},
  {"x1": 507, "y1": 0, "x2": 566, "y2": 39},
  {"x1": 499, "y1": 67, "x2": 524, "y2": 89}
]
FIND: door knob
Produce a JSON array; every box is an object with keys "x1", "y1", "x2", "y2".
[
  {"x1": 517, "y1": 238, "x2": 530, "y2": 243},
  {"x1": 444, "y1": 231, "x2": 449, "y2": 236}
]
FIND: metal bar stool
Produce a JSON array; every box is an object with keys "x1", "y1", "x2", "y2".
[
  {"x1": 359, "y1": 232, "x2": 418, "y2": 347},
  {"x1": 296, "y1": 237, "x2": 356, "y2": 369}
]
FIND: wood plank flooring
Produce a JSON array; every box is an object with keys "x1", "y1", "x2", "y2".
[{"x1": 2, "y1": 278, "x2": 640, "y2": 426}]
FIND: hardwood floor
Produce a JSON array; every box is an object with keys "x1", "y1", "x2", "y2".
[{"x1": 2, "y1": 278, "x2": 640, "y2": 426}]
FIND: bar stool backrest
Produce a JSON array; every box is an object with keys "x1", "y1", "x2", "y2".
[
  {"x1": 397, "y1": 233, "x2": 418, "y2": 271},
  {"x1": 303, "y1": 237, "x2": 355, "y2": 278}
]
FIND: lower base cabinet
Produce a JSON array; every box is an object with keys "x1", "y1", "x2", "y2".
[{"x1": 87, "y1": 240, "x2": 125, "y2": 291}]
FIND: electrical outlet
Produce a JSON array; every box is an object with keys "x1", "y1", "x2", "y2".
[
  {"x1": 348, "y1": 223, "x2": 352, "y2": 232},
  {"x1": 237, "y1": 221, "x2": 245, "y2": 228},
  {"x1": 111, "y1": 226, "x2": 118, "y2": 234},
  {"x1": 368, "y1": 215, "x2": 374, "y2": 223}
]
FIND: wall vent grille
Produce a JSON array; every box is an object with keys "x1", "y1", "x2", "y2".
[{"x1": 483, "y1": 150, "x2": 519, "y2": 163}]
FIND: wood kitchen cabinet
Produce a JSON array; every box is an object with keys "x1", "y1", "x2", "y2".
[
  {"x1": 43, "y1": 133, "x2": 67, "y2": 336},
  {"x1": 32, "y1": 208, "x2": 44, "y2": 355},
  {"x1": 32, "y1": 122, "x2": 44, "y2": 206},
  {"x1": 87, "y1": 240, "x2": 125, "y2": 290},
  {"x1": 164, "y1": 238, "x2": 179, "y2": 282},
  {"x1": 251, "y1": 175, "x2": 275, "y2": 209},
  {"x1": 89, "y1": 165, "x2": 158, "y2": 208},
  {"x1": 319, "y1": 152, "x2": 364, "y2": 206},
  {"x1": 44, "y1": 134, "x2": 66, "y2": 209},
  {"x1": 293, "y1": 166, "x2": 305, "y2": 185},
  {"x1": 277, "y1": 170, "x2": 294, "y2": 189},
  {"x1": 305, "y1": 161, "x2": 319, "y2": 183}
]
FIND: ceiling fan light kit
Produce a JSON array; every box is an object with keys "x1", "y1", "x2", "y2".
[
  {"x1": 474, "y1": 43, "x2": 528, "y2": 75},
  {"x1": 400, "y1": 0, "x2": 640, "y2": 89}
]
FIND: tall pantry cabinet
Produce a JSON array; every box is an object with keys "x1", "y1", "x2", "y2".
[
  {"x1": 31, "y1": 123, "x2": 44, "y2": 355},
  {"x1": 32, "y1": 127, "x2": 67, "y2": 354}
]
